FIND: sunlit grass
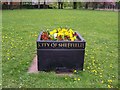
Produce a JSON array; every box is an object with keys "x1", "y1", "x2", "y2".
[{"x1": 2, "y1": 9, "x2": 118, "y2": 88}]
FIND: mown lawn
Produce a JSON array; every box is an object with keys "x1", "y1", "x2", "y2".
[{"x1": 2, "y1": 9, "x2": 118, "y2": 88}]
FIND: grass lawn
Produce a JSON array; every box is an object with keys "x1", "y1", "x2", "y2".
[{"x1": 2, "y1": 9, "x2": 118, "y2": 88}]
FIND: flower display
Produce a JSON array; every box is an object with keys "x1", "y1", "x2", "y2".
[{"x1": 41, "y1": 28, "x2": 78, "y2": 41}]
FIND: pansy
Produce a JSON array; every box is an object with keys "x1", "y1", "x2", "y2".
[{"x1": 41, "y1": 27, "x2": 78, "y2": 41}]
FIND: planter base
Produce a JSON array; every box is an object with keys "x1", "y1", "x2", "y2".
[
  {"x1": 28, "y1": 55, "x2": 75, "y2": 74},
  {"x1": 37, "y1": 32, "x2": 86, "y2": 72}
]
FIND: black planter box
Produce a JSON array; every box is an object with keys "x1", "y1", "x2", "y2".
[{"x1": 37, "y1": 32, "x2": 86, "y2": 72}]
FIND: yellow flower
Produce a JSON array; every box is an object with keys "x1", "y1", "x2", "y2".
[
  {"x1": 100, "y1": 75, "x2": 102, "y2": 78},
  {"x1": 65, "y1": 77, "x2": 67, "y2": 80},
  {"x1": 74, "y1": 70, "x2": 77, "y2": 73},
  {"x1": 91, "y1": 70, "x2": 97, "y2": 73},
  {"x1": 101, "y1": 80, "x2": 104, "y2": 83},
  {"x1": 87, "y1": 67, "x2": 89, "y2": 69},
  {"x1": 108, "y1": 80, "x2": 112, "y2": 83},
  {"x1": 112, "y1": 76, "x2": 115, "y2": 78},
  {"x1": 74, "y1": 78, "x2": 77, "y2": 81},
  {"x1": 110, "y1": 64, "x2": 113, "y2": 68},
  {"x1": 108, "y1": 85, "x2": 111, "y2": 88},
  {"x1": 78, "y1": 78, "x2": 80, "y2": 81}
]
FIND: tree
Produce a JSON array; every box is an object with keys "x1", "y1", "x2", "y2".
[
  {"x1": 10, "y1": 0, "x2": 13, "y2": 10},
  {"x1": 73, "y1": 2, "x2": 77, "y2": 9},
  {"x1": 92, "y1": 2, "x2": 98, "y2": 10},
  {"x1": 20, "y1": 0, "x2": 22, "y2": 9},
  {"x1": 78, "y1": 2, "x2": 82, "y2": 9},
  {"x1": 85, "y1": 2, "x2": 89, "y2": 9},
  {"x1": 58, "y1": 0, "x2": 63, "y2": 9}
]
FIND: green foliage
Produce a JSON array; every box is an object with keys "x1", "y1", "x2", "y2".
[
  {"x1": 2, "y1": 9, "x2": 118, "y2": 88},
  {"x1": 49, "y1": 2, "x2": 58, "y2": 9}
]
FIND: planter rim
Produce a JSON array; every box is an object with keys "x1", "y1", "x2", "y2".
[{"x1": 37, "y1": 31, "x2": 86, "y2": 42}]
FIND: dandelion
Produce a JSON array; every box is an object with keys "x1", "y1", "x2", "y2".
[
  {"x1": 91, "y1": 70, "x2": 97, "y2": 73},
  {"x1": 101, "y1": 80, "x2": 104, "y2": 83},
  {"x1": 110, "y1": 64, "x2": 113, "y2": 68},
  {"x1": 74, "y1": 70, "x2": 77, "y2": 73},
  {"x1": 65, "y1": 77, "x2": 67, "y2": 80},
  {"x1": 34, "y1": 34, "x2": 37, "y2": 37},
  {"x1": 87, "y1": 67, "x2": 90, "y2": 69},
  {"x1": 108, "y1": 80, "x2": 112, "y2": 83},
  {"x1": 74, "y1": 78, "x2": 77, "y2": 81},
  {"x1": 100, "y1": 75, "x2": 102, "y2": 78},
  {"x1": 8, "y1": 58, "x2": 10, "y2": 60},
  {"x1": 108, "y1": 85, "x2": 111, "y2": 88},
  {"x1": 78, "y1": 78, "x2": 80, "y2": 81},
  {"x1": 91, "y1": 56, "x2": 94, "y2": 59},
  {"x1": 112, "y1": 76, "x2": 115, "y2": 78}
]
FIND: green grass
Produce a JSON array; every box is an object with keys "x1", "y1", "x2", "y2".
[{"x1": 2, "y1": 9, "x2": 118, "y2": 88}]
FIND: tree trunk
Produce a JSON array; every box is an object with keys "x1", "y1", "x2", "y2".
[
  {"x1": 10, "y1": 0, "x2": 13, "y2": 10},
  {"x1": 38, "y1": 0, "x2": 40, "y2": 9},
  {"x1": 61, "y1": 2, "x2": 63, "y2": 9},
  {"x1": 58, "y1": 2, "x2": 61, "y2": 9},
  {"x1": 73, "y1": 2, "x2": 77, "y2": 9},
  {"x1": 78, "y1": 2, "x2": 82, "y2": 9},
  {"x1": 43, "y1": 0, "x2": 46, "y2": 9},
  {"x1": 85, "y1": 2, "x2": 89, "y2": 9},
  {"x1": 20, "y1": 0, "x2": 22, "y2": 9},
  {"x1": 92, "y1": 2, "x2": 98, "y2": 10}
]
